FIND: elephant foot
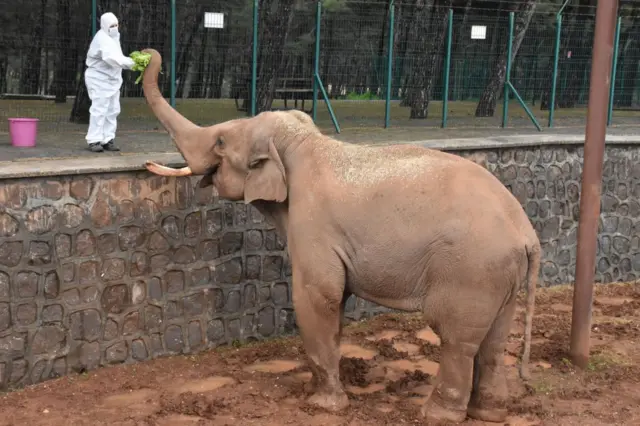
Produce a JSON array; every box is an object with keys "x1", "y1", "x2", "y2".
[
  {"x1": 307, "y1": 389, "x2": 350, "y2": 413},
  {"x1": 466, "y1": 405, "x2": 508, "y2": 423},
  {"x1": 468, "y1": 385, "x2": 508, "y2": 422},
  {"x1": 420, "y1": 398, "x2": 467, "y2": 425}
]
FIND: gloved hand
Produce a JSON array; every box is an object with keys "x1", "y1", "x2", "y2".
[{"x1": 122, "y1": 56, "x2": 136, "y2": 70}]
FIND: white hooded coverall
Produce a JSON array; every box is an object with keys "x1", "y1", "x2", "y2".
[{"x1": 84, "y1": 12, "x2": 135, "y2": 145}]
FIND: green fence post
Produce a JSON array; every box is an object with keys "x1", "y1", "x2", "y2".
[
  {"x1": 502, "y1": 12, "x2": 514, "y2": 128},
  {"x1": 441, "y1": 9, "x2": 453, "y2": 128},
  {"x1": 607, "y1": 16, "x2": 621, "y2": 126},
  {"x1": 170, "y1": 0, "x2": 176, "y2": 108},
  {"x1": 315, "y1": 74, "x2": 341, "y2": 133},
  {"x1": 251, "y1": 0, "x2": 258, "y2": 117},
  {"x1": 507, "y1": 82, "x2": 542, "y2": 131},
  {"x1": 312, "y1": 1, "x2": 321, "y2": 122},
  {"x1": 549, "y1": 14, "x2": 561, "y2": 127},
  {"x1": 91, "y1": 0, "x2": 97, "y2": 34},
  {"x1": 311, "y1": 1, "x2": 340, "y2": 132},
  {"x1": 384, "y1": 0, "x2": 395, "y2": 128}
]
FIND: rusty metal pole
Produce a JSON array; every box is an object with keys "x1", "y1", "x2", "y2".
[{"x1": 570, "y1": 0, "x2": 618, "y2": 369}]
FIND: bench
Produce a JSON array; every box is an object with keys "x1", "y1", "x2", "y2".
[
  {"x1": 274, "y1": 78, "x2": 314, "y2": 113},
  {"x1": 231, "y1": 77, "x2": 314, "y2": 114},
  {"x1": 0, "y1": 94, "x2": 58, "y2": 101}
]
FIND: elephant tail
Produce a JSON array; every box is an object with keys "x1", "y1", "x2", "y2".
[{"x1": 519, "y1": 238, "x2": 540, "y2": 381}]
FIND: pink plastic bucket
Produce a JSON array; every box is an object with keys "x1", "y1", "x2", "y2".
[{"x1": 8, "y1": 118, "x2": 39, "y2": 148}]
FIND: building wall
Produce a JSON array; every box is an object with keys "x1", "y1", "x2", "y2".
[{"x1": 0, "y1": 144, "x2": 638, "y2": 390}]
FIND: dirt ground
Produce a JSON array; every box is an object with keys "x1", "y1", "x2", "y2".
[{"x1": 1, "y1": 282, "x2": 639, "y2": 426}]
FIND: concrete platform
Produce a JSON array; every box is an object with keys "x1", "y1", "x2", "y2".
[{"x1": 1, "y1": 124, "x2": 640, "y2": 179}]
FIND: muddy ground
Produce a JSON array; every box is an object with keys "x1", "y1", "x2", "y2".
[{"x1": 1, "y1": 282, "x2": 639, "y2": 426}]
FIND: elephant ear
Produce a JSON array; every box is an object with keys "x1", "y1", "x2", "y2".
[{"x1": 244, "y1": 137, "x2": 287, "y2": 204}]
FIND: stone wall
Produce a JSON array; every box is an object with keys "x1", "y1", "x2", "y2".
[
  {"x1": 0, "y1": 143, "x2": 639, "y2": 390},
  {"x1": 456, "y1": 144, "x2": 640, "y2": 285}
]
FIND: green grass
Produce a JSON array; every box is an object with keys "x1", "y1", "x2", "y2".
[
  {"x1": 530, "y1": 378, "x2": 555, "y2": 395},
  {"x1": 586, "y1": 350, "x2": 632, "y2": 372},
  {"x1": 345, "y1": 90, "x2": 382, "y2": 101}
]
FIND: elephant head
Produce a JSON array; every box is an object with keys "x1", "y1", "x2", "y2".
[{"x1": 141, "y1": 49, "x2": 320, "y2": 204}]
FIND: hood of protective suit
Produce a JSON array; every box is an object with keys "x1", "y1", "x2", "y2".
[
  {"x1": 85, "y1": 11, "x2": 131, "y2": 96},
  {"x1": 100, "y1": 12, "x2": 120, "y2": 40}
]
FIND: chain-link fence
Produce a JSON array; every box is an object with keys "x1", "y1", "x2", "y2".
[{"x1": 1, "y1": 0, "x2": 639, "y2": 135}]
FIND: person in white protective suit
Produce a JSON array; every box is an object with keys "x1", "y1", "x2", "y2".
[{"x1": 84, "y1": 12, "x2": 135, "y2": 152}]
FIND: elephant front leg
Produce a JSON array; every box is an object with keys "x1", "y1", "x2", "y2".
[{"x1": 292, "y1": 264, "x2": 349, "y2": 412}]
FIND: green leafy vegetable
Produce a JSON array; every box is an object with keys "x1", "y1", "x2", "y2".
[{"x1": 129, "y1": 51, "x2": 154, "y2": 84}]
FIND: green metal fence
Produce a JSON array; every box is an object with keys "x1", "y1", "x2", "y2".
[{"x1": 0, "y1": 0, "x2": 639, "y2": 134}]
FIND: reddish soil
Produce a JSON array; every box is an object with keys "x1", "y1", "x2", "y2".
[{"x1": 1, "y1": 282, "x2": 639, "y2": 426}]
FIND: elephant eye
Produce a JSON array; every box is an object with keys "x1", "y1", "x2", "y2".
[
  {"x1": 216, "y1": 138, "x2": 224, "y2": 147},
  {"x1": 249, "y1": 158, "x2": 265, "y2": 169}
]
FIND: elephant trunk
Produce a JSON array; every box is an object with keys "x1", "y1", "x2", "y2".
[{"x1": 141, "y1": 48, "x2": 209, "y2": 175}]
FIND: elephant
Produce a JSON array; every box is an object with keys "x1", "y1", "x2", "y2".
[{"x1": 140, "y1": 48, "x2": 540, "y2": 424}]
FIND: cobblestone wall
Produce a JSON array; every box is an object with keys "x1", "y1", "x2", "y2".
[
  {"x1": 0, "y1": 143, "x2": 639, "y2": 390},
  {"x1": 457, "y1": 144, "x2": 640, "y2": 286}
]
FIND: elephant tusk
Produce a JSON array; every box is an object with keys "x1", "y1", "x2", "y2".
[{"x1": 145, "y1": 161, "x2": 193, "y2": 177}]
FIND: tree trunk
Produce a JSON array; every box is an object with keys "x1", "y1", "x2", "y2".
[
  {"x1": 190, "y1": 29, "x2": 208, "y2": 99},
  {"x1": 70, "y1": 69, "x2": 91, "y2": 124},
  {"x1": 404, "y1": 0, "x2": 451, "y2": 119},
  {"x1": 353, "y1": 22, "x2": 365, "y2": 94},
  {"x1": 53, "y1": 0, "x2": 72, "y2": 103},
  {"x1": 539, "y1": 12, "x2": 576, "y2": 110},
  {"x1": 20, "y1": 0, "x2": 47, "y2": 94},
  {"x1": 475, "y1": 0, "x2": 537, "y2": 117},
  {"x1": 70, "y1": 41, "x2": 81, "y2": 99},
  {"x1": 151, "y1": 1, "x2": 168, "y2": 56},
  {"x1": 396, "y1": 4, "x2": 413, "y2": 104},
  {"x1": 616, "y1": 53, "x2": 639, "y2": 108},
  {"x1": 615, "y1": 20, "x2": 639, "y2": 107},
  {"x1": 557, "y1": 3, "x2": 592, "y2": 108},
  {"x1": 451, "y1": 0, "x2": 473, "y2": 101},
  {"x1": 69, "y1": 10, "x2": 94, "y2": 124},
  {"x1": 212, "y1": 27, "x2": 226, "y2": 99},
  {"x1": 374, "y1": 3, "x2": 390, "y2": 92},
  {"x1": 456, "y1": 0, "x2": 474, "y2": 42},
  {"x1": 530, "y1": 45, "x2": 540, "y2": 105},
  {"x1": 475, "y1": 0, "x2": 505, "y2": 100},
  {"x1": 255, "y1": 0, "x2": 296, "y2": 113},
  {"x1": 336, "y1": 55, "x2": 348, "y2": 98},
  {"x1": 44, "y1": 43, "x2": 50, "y2": 95},
  {"x1": 400, "y1": 0, "x2": 432, "y2": 113},
  {"x1": 122, "y1": 0, "x2": 148, "y2": 97},
  {"x1": 176, "y1": 9, "x2": 202, "y2": 98},
  {"x1": 0, "y1": 56, "x2": 7, "y2": 93},
  {"x1": 538, "y1": 55, "x2": 555, "y2": 110}
]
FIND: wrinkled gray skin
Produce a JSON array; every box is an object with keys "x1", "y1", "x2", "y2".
[{"x1": 140, "y1": 49, "x2": 540, "y2": 424}]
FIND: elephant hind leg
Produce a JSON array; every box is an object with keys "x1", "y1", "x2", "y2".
[
  {"x1": 421, "y1": 339, "x2": 478, "y2": 424},
  {"x1": 467, "y1": 291, "x2": 518, "y2": 423},
  {"x1": 420, "y1": 290, "x2": 498, "y2": 425}
]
